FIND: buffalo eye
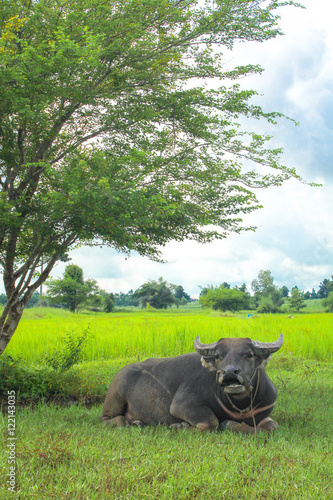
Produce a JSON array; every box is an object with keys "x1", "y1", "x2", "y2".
[{"x1": 246, "y1": 352, "x2": 254, "y2": 359}]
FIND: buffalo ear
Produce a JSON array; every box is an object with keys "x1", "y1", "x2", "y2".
[
  {"x1": 259, "y1": 354, "x2": 272, "y2": 369},
  {"x1": 200, "y1": 356, "x2": 216, "y2": 372}
]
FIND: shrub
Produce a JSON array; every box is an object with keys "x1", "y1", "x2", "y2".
[
  {"x1": 199, "y1": 287, "x2": 248, "y2": 312},
  {"x1": 257, "y1": 295, "x2": 283, "y2": 313},
  {"x1": 39, "y1": 329, "x2": 91, "y2": 371},
  {"x1": 322, "y1": 292, "x2": 333, "y2": 312},
  {"x1": 0, "y1": 355, "x2": 82, "y2": 402}
]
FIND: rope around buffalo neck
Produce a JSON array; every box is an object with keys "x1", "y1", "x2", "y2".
[
  {"x1": 216, "y1": 366, "x2": 262, "y2": 431},
  {"x1": 224, "y1": 368, "x2": 260, "y2": 416}
]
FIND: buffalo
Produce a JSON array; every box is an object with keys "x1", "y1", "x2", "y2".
[{"x1": 101, "y1": 333, "x2": 284, "y2": 434}]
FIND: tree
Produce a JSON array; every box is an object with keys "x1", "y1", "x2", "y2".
[
  {"x1": 317, "y1": 277, "x2": 333, "y2": 299},
  {"x1": 289, "y1": 287, "x2": 306, "y2": 313},
  {"x1": 280, "y1": 286, "x2": 289, "y2": 298},
  {"x1": 252, "y1": 269, "x2": 284, "y2": 312},
  {"x1": 251, "y1": 270, "x2": 275, "y2": 296},
  {"x1": 199, "y1": 285, "x2": 248, "y2": 312},
  {"x1": 0, "y1": 0, "x2": 304, "y2": 353},
  {"x1": 133, "y1": 278, "x2": 177, "y2": 310},
  {"x1": 172, "y1": 285, "x2": 191, "y2": 303},
  {"x1": 114, "y1": 290, "x2": 138, "y2": 308},
  {"x1": 103, "y1": 292, "x2": 115, "y2": 313},
  {"x1": 199, "y1": 285, "x2": 215, "y2": 298},
  {"x1": 234, "y1": 283, "x2": 248, "y2": 294},
  {"x1": 46, "y1": 265, "x2": 99, "y2": 312},
  {"x1": 221, "y1": 282, "x2": 231, "y2": 290},
  {"x1": 257, "y1": 295, "x2": 282, "y2": 314}
]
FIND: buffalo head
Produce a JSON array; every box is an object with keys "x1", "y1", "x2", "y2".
[{"x1": 194, "y1": 334, "x2": 283, "y2": 396}]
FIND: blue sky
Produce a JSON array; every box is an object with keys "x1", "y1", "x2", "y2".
[{"x1": 50, "y1": 0, "x2": 333, "y2": 298}]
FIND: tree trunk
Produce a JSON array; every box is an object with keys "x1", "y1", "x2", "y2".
[{"x1": 0, "y1": 301, "x2": 25, "y2": 355}]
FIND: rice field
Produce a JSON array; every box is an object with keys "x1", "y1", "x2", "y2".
[{"x1": 4, "y1": 307, "x2": 333, "y2": 364}]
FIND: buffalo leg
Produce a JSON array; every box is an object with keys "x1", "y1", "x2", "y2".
[
  {"x1": 101, "y1": 373, "x2": 128, "y2": 426},
  {"x1": 221, "y1": 417, "x2": 279, "y2": 434},
  {"x1": 103, "y1": 415, "x2": 128, "y2": 427},
  {"x1": 170, "y1": 400, "x2": 219, "y2": 431}
]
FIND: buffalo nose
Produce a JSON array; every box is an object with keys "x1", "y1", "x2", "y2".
[{"x1": 221, "y1": 366, "x2": 240, "y2": 376}]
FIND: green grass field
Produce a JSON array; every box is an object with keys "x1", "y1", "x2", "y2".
[
  {"x1": 4, "y1": 306, "x2": 333, "y2": 363},
  {"x1": 1, "y1": 307, "x2": 332, "y2": 499}
]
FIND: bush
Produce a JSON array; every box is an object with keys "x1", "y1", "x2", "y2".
[
  {"x1": 322, "y1": 292, "x2": 333, "y2": 312},
  {"x1": 257, "y1": 295, "x2": 283, "y2": 314},
  {"x1": 0, "y1": 329, "x2": 94, "y2": 403},
  {"x1": 0, "y1": 355, "x2": 82, "y2": 402},
  {"x1": 199, "y1": 286, "x2": 248, "y2": 312},
  {"x1": 39, "y1": 329, "x2": 91, "y2": 371}
]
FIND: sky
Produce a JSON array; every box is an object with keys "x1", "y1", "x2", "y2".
[{"x1": 51, "y1": 0, "x2": 333, "y2": 298}]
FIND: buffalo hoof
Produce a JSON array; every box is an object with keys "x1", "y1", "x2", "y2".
[
  {"x1": 169, "y1": 422, "x2": 190, "y2": 429},
  {"x1": 221, "y1": 418, "x2": 279, "y2": 434},
  {"x1": 257, "y1": 417, "x2": 279, "y2": 432},
  {"x1": 131, "y1": 420, "x2": 144, "y2": 427},
  {"x1": 102, "y1": 415, "x2": 129, "y2": 427},
  {"x1": 196, "y1": 422, "x2": 215, "y2": 432},
  {"x1": 220, "y1": 420, "x2": 256, "y2": 434}
]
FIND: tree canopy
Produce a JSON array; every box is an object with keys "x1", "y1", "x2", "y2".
[
  {"x1": 199, "y1": 284, "x2": 248, "y2": 312},
  {"x1": 251, "y1": 269, "x2": 284, "y2": 312},
  {"x1": 317, "y1": 277, "x2": 333, "y2": 299},
  {"x1": 0, "y1": 0, "x2": 302, "y2": 353},
  {"x1": 289, "y1": 287, "x2": 305, "y2": 313},
  {"x1": 46, "y1": 264, "x2": 100, "y2": 312},
  {"x1": 133, "y1": 277, "x2": 177, "y2": 309}
]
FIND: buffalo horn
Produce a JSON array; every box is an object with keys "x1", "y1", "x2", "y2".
[
  {"x1": 194, "y1": 335, "x2": 218, "y2": 357},
  {"x1": 251, "y1": 333, "x2": 284, "y2": 355}
]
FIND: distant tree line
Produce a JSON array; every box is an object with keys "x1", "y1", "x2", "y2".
[
  {"x1": 199, "y1": 271, "x2": 333, "y2": 313},
  {"x1": 1, "y1": 268, "x2": 332, "y2": 313}
]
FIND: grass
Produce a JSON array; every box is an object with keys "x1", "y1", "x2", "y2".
[
  {"x1": 0, "y1": 307, "x2": 333, "y2": 498},
  {"x1": 4, "y1": 307, "x2": 333, "y2": 363},
  {"x1": 1, "y1": 354, "x2": 332, "y2": 499}
]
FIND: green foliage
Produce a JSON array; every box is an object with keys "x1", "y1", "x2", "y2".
[
  {"x1": 317, "y1": 276, "x2": 333, "y2": 299},
  {"x1": 46, "y1": 265, "x2": 100, "y2": 312},
  {"x1": 322, "y1": 292, "x2": 333, "y2": 312},
  {"x1": 64, "y1": 264, "x2": 84, "y2": 285},
  {"x1": 289, "y1": 287, "x2": 306, "y2": 312},
  {"x1": 172, "y1": 285, "x2": 191, "y2": 303},
  {"x1": 199, "y1": 285, "x2": 248, "y2": 312},
  {"x1": 0, "y1": 0, "x2": 304, "y2": 353},
  {"x1": 103, "y1": 292, "x2": 115, "y2": 313},
  {"x1": 0, "y1": 354, "x2": 82, "y2": 400},
  {"x1": 114, "y1": 290, "x2": 138, "y2": 307},
  {"x1": 251, "y1": 269, "x2": 275, "y2": 296},
  {"x1": 252, "y1": 269, "x2": 284, "y2": 312},
  {"x1": 199, "y1": 285, "x2": 216, "y2": 297},
  {"x1": 257, "y1": 295, "x2": 283, "y2": 314},
  {"x1": 133, "y1": 277, "x2": 177, "y2": 309},
  {"x1": 39, "y1": 329, "x2": 91, "y2": 371}
]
